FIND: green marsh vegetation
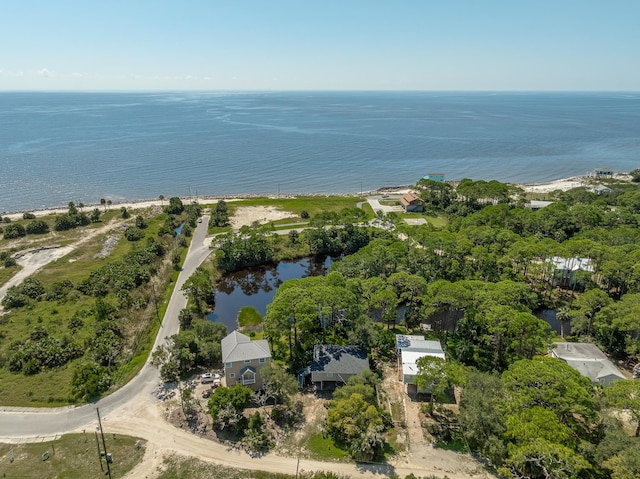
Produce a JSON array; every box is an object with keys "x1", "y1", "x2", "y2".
[{"x1": 0, "y1": 198, "x2": 198, "y2": 406}]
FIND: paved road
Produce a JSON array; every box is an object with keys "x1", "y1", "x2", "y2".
[
  {"x1": 367, "y1": 195, "x2": 404, "y2": 216},
  {"x1": 0, "y1": 215, "x2": 213, "y2": 440}
]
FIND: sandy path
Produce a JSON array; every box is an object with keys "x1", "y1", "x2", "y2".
[{"x1": 102, "y1": 395, "x2": 492, "y2": 479}]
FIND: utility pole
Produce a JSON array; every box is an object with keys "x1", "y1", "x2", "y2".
[{"x1": 96, "y1": 408, "x2": 112, "y2": 479}]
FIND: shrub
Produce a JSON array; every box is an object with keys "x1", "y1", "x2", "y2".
[
  {"x1": 22, "y1": 278, "x2": 45, "y2": 299},
  {"x1": 135, "y1": 215, "x2": 147, "y2": 229},
  {"x1": 3, "y1": 223, "x2": 26, "y2": 239},
  {"x1": 124, "y1": 226, "x2": 145, "y2": 241},
  {"x1": 22, "y1": 212, "x2": 36, "y2": 220},
  {"x1": 1, "y1": 286, "x2": 28, "y2": 308},
  {"x1": 3, "y1": 256, "x2": 17, "y2": 267},
  {"x1": 26, "y1": 219, "x2": 49, "y2": 234},
  {"x1": 72, "y1": 362, "x2": 113, "y2": 400}
]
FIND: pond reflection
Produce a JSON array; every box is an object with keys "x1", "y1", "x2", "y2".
[{"x1": 207, "y1": 256, "x2": 333, "y2": 332}]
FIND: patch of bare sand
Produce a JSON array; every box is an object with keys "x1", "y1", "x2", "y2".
[{"x1": 229, "y1": 206, "x2": 294, "y2": 229}]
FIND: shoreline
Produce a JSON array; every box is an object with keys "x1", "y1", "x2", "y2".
[{"x1": 2, "y1": 174, "x2": 627, "y2": 220}]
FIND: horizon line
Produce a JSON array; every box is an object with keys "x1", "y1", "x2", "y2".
[{"x1": 1, "y1": 89, "x2": 639, "y2": 94}]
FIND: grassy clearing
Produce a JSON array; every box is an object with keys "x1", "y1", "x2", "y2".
[
  {"x1": 157, "y1": 456, "x2": 288, "y2": 479},
  {"x1": 307, "y1": 433, "x2": 350, "y2": 461},
  {"x1": 0, "y1": 433, "x2": 146, "y2": 479},
  {"x1": 238, "y1": 306, "x2": 262, "y2": 328},
  {"x1": 390, "y1": 401, "x2": 404, "y2": 424},
  {"x1": 423, "y1": 215, "x2": 448, "y2": 228},
  {"x1": 0, "y1": 264, "x2": 21, "y2": 288},
  {"x1": 225, "y1": 196, "x2": 368, "y2": 218},
  {"x1": 434, "y1": 438, "x2": 468, "y2": 453},
  {"x1": 384, "y1": 427, "x2": 406, "y2": 457},
  {"x1": 400, "y1": 212, "x2": 448, "y2": 229},
  {"x1": 359, "y1": 203, "x2": 374, "y2": 218},
  {"x1": 157, "y1": 455, "x2": 349, "y2": 479}
]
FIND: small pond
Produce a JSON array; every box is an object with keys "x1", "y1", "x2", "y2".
[
  {"x1": 536, "y1": 308, "x2": 570, "y2": 336},
  {"x1": 207, "y1": 256, "x2": 334, "y2": 332}
]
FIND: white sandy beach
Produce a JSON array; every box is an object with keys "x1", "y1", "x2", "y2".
[{"x1": 2, "y1": 174, "x2": 627, "y2": 222}]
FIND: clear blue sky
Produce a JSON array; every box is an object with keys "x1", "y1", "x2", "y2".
[{"x1": 1, "y1": 0, "x2": 639, "y2": 91}]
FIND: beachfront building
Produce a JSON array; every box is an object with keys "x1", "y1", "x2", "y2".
[
  {"x1": 550, "y1": 342, "x2": 626, "y2": 386},
  {"x1": 400, "y1": 192, "x2": 424, "y2": 212},
  {"x1": 221, "y1": 330, "x2": 271, "y2": 391},
  {"x1": 396, "y1": 335, "x2": 445, "y2": 394},
  {"x1": 587, "y1": 168, "x2": 614, "y2": 179},
  {"x1": 422, "y1": 173, "x2": 445, "y2": 183}
]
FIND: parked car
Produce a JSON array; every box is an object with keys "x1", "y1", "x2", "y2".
[
  {"x1": 382, "y1": 193, "x2": 390, "y2": 198},
  {"x1": 200, "y1": 373, "x2": 220, "y2": 384}
]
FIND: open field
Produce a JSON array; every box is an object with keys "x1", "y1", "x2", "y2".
[
  {"x1": 0, "y1": 433, "x2": 146, "y2": 479},
  {"x1": 0, "y1": 208, "x2": 183, "y2": 406}
]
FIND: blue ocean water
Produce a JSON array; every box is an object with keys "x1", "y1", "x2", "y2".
[{"x1": 1, "y1": 91, "x2": 639, "y2": 213}]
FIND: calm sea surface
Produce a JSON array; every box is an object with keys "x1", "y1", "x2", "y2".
[{"x1": 1, "y1": 91, "x2": 639, "y2": 213}]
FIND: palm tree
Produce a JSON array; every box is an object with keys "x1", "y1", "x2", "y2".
[{"x1": 556, "y1": 306, "x2": 572, "y2": 339}]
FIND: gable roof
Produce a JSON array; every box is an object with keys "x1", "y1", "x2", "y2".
[
  {"x1": 311, "y1": 345, "x2": 369, "y2": 375},
  {"x1": 400, "y1": 192, "x2": 421, "y2": 207},
  {"x1": 551, "y1": 342, "x2": 625, "y2": 384},
  {"x1": 222, "y1": 330, "x2": 271, "y2": 363}
]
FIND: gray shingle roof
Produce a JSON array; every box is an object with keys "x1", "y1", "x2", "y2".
[
  {"x1": 221, "y1": 330, "x2": 271, "y2": 363},
  {"x1": 311, "y1": 345, "x2": 369, "y2": 375},
  {"x1": 551, "y1": 342, "x2": 625, "y2": 385}
]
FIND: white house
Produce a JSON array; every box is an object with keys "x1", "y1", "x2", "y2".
[
  {"x1": 548, "y1": 256, "x2": 594, "y2": 289},
  {"x1": 396, "y1": 335, "x2": 445, "y2": 394}
]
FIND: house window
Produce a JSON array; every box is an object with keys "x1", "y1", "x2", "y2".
[
  {"x1": 244, "y1": 359, "x2": 251, "y2": 364},
  {"x1": 229, "y1": 373, "x2": 235, "y2": 378},
  {"x1": 259, "y1": 358, "x2": 265, "y2": 364},
  {"x1": 242, "y1": 372, "x2": 256, "y2": 385},
  {"x1": 224, "y1": 362, "x2": 232, "y2": 368}
]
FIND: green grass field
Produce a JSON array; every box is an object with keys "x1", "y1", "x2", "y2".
[
  {"x1": 0, "y1": 433, "x2": 146, "y2": 479},
  {"x1": 0, "y1": 264, "x2": 21, "y2": 288},
  {"x1": 306, "y1": 434, "x2": 350, "y2": 461},
  {"x1": 220, "y1": 196, "x2": 370, "y2": 219}
]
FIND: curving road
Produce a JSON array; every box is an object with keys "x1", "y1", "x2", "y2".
[{"x1": 0, "y1": 215, "x2": 213, "y2": 440}]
